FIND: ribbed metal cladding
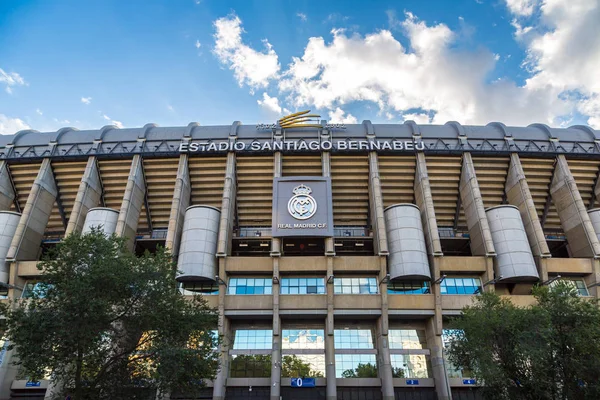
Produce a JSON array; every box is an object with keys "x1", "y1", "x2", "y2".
[
  {"x1": 384, "y1": 204, "x2": 431, "y2": 280},
  {"x1": 0, "y1": 211, "x2": 21, "y2": 283},
  {"x1": 176, "y1": 205, "x2": 220, "y2": 282},
  {"x1": 587, "y1": 208, "x2": 600, "y2": 242},
  {"x1": 485, "y1": 205, "x2": 539, "y2": 282},
  {"x1": 82, "y1": 207, "x2": 119, "y2": 236}
]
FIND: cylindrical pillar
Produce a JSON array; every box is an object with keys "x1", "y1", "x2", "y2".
[
  {"x1": 485, "y1": 205, "x2": 539, "y2": 282},
  {"x1": 176, "y1": 205, "x2": 221, "y2": 282},
  {"x1": 588, "y1": 208, "x2": 600, "y2": 242},
  {"x1": 0, "y1": 211, "x2": 21, "y2": 283},
  {"x1": 82, "y1": 207, "x2": 119, "y2": 236},
  {"x1": 384, "y1": 204, "x2": 431, "y2": 280}
]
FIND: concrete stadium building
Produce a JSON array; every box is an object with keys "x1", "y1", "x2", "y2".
[{"x1": 1, "y1": 117, "x2": 600, "y2": 400}]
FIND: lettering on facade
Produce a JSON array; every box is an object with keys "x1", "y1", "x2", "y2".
[{"x1": 179, "y1": 139, "x2": 425, "y2": 153}]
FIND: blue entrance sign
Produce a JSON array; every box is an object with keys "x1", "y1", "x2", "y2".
[
  {"x1": 463, "y1": 379, "x2": 476, "y2": 385},
  {"x1": 291, "y1": 377, "x2": 316, "y2": 387},
  {"x1": 25, "y1": 381, "x2": 41, "y2": 387},
  {"x1": 406, "y1": 379, "x2": 419, "y2": 385}
]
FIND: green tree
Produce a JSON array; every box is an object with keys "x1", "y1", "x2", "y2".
[
  {"x1": 0, "y1": 229, "x2": 219, "y2": 400},
  {"x1": 281, "y1": 355, "x2": 324, "y2": 377},
  {"x1": 341, "y1": 362, "x2": 378, "y2": 378},
  {"x1": 446, "y1": 282, "x2": 600, "y2": 400}
]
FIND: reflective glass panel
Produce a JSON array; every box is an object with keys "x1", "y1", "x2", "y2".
[
  {"x1": 335, "y1": 354, "x2": 378, "y2": 378},
  {"x1": 228, "y1": 278, "x2": 273, "y2": 295},
  {"x1": 391, "y1": 354, "x2": 431, "y2": 378},
  {"x1": 440, "y1": 277, "x2": 481, "y2": 295},
  {"x1": 281, "y1": 354, "x2": 326, "y2": 377},
  {"x1": 281, "y1": 278, "x2": 326, "y2": 295},
  {"x1": 282, "y1": 329, "x2": 325, "y2": 349},
  {"x1": 232, "y1": 329, "x2": 273, "y2": 350},
  {"x1": 387, "y1": 281, "x2": 431, "y2": 294},
  {"x1": 229, "y1": 354, "x2": 271, "y2": 377},
  {"x1": 388, "y1": 329, "x2": 427, "y2": 349},
  {"x1": 334, "y1": 329, "x2": 374, "y2": 349},
  {"x1": 333, "y1": 277, "x2": 378, "y2": 294}
]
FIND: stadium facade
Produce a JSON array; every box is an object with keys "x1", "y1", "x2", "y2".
[{"x1": 1, "y1": 117, "x2": 600, "y2": 400}]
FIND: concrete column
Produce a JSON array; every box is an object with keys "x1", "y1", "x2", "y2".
[
  {"x1": 0, "y1": 161, "x2": 16, "y2": 211},
  {"x1": 115, "y1": 155, "x2": 145, "y2": 251},
  {"x1": 322, "y1": 152, "x2": 335, "y2": 256},
  {"x1": 7, "y1": 159, "x2": 57, "y2": 261},
  {"x1": 270, "y1": 258, "x2": 281, "y2": 400},
  {"x1": 505, "y1": 154, "x2": 551, "y2": 258},
  {"x1": 65, "y1": 156, "x2": 102, "y2": 236},
  {"x1": 368, "y1": 152, "x2": 389, "y2": 256},
  {"x1": 426, "y1": 317, "x2": 451, "y2": 400},
  {"x1": 216, "y1": 152, "x2": 236, "y2": 257},
  {"x1": 165, "y1": 154, "x2": 190, "y2": 256},
  {"x1": 550, "y1": 155, "x2": 600, "y2": 258},
  {"x1": 271, "y1": 151, "x2": 282, "y2": 257},
  {"x1": 415, "y1": 153, "x2": 443, "y2": 256},
  {"x1": 325, "y1": 257, "x2": 336, "y2": 400},
  {"x1": 377, "y1": 258, "x2": 394, "y2": 400},
  {"x1": 213, "y1": 258, "x2": 230, "y2": 400},
  {"x1": 460, "y1": 153, "x2": 496, "y2": 256},
  {"x1": 0, "y1": 263, "x2": 25, "y2": 400}
]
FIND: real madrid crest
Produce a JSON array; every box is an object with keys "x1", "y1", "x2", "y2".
[{"x1": 288, "y1": 184, "x2": 318, "y2": 220}]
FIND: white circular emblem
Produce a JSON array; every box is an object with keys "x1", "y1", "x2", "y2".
[{"x1": 287, "y1": 184, "x2": 318, "y2": 220}]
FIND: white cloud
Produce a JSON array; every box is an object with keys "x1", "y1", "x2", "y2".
[
  {"x1": 195, "y1": 40, "x2": 201, "y2": 49},
  {"x1": 508, "y1": 0, "x2": 600, "y2": 127},
  {"x1": 328, "y1": 108, "x2": 358, "y2": 124},
  {"x1": 167, "y1": 104, "x2": 175, "y2": 112},
  {"x1": 81, "y1": 96, "x2": 92, "y2": 105},
  {"x1": 213, "y1": 8, "x2": 599, "y2": 128},
  {"x1": 505, "y1": 0, "x2": 539, "y2": 16},
  {"x1": 0, "y1": 114, "x2": 30, "y2": 134},
  {"x1": 213, "y1": 14, "x2": 280, "y2": 91},
  {"x1": 0, "y1": 68, "x2": 26, "y2": 94},
  {"x1": 402, "y1": 113, "x2": 431, "y2": 124},
  {"x1": 257, "y1": 92, "x2": 283, "y2": 115},
  {"x1": 102, "y1": 114, "x2": 123, "y2": 128},
  {"x1": 277, "y1": 12, "x2": 570, "y2": 125},
  {"x1": 297, "y1": 13, "x2": 307, "y2": 22},
  {"x1": 36, "y1": 109, "x2": 43, "y2": 115}
]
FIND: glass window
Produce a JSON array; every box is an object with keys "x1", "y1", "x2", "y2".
[
  {"x1": 179, "y1": 281, "x2": 219, "y2": 295},
  {"x1": 232, "y1": 329, "x2": 273, "y2": 350},
  {"x1": 282, "y1": 354, "x2": 326, "y2": 378},
  {"x1": 281, "y1": 278, "x2": 325, "y2": 295},
  {"x1": 442, "y1": 329, "x2": 472, "y2": 378},
  {"x1": 230, "y1": 354, "x2": 271, "y2": 377},
  {"x1": 388, "y1": 281, "x2": 431, "y2": 294},
  {"x1": 333, "y1": 277, "x2": 378, "y2": 295},
  {"x1": 282, "y1": 329, "x2": 325, "y2": 349},
  {"x1": 550, "y1": 278, "x2": 589, "y2": 296},
  {"x1": 228, "y1": 278, "x2": 272, "y2": 295},
  {"x1": 440, "y1": 277, "x2": 481, "y2": 295},
  {"x1": 334, "y1": 329, "x2": 374, "y2": 349},
  {"x1": 391, "y1": 354, "x2": 430, "y2": 378},
  {"x1": 335, "y1": 354, "x2": 378, "y2": 378},
  {"x1": 21, "y1": 281, "x2": 52, "y2": 299},
  {"x1": 388, "y1": 329, "x2": 427, "y2": 349}
]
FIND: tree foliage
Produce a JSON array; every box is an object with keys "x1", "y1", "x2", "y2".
[
  {"x1": 446, "y1": 282, "x2": 600, "y2": 400},
  {"x1": 0, "y1": 229, "x2": 219, "y2": 400},
  {"x1": 281, "y1": 355, "x2": 324, "y2": 378},
  {"x1": 341, "y1": 362, "x2": 378, "y2": 378}
]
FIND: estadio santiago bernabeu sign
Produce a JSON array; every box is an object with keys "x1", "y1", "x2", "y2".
[
  {"x1": 179, "y1": 139, "x2": 425, "y2": 154},
  {"x1": 272, "y1": 177, "x2": 334, "y2": 237}
]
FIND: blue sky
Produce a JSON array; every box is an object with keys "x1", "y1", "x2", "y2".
[{"x1": 0, "y1": 0, "x2": 599, "y2": 134}]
